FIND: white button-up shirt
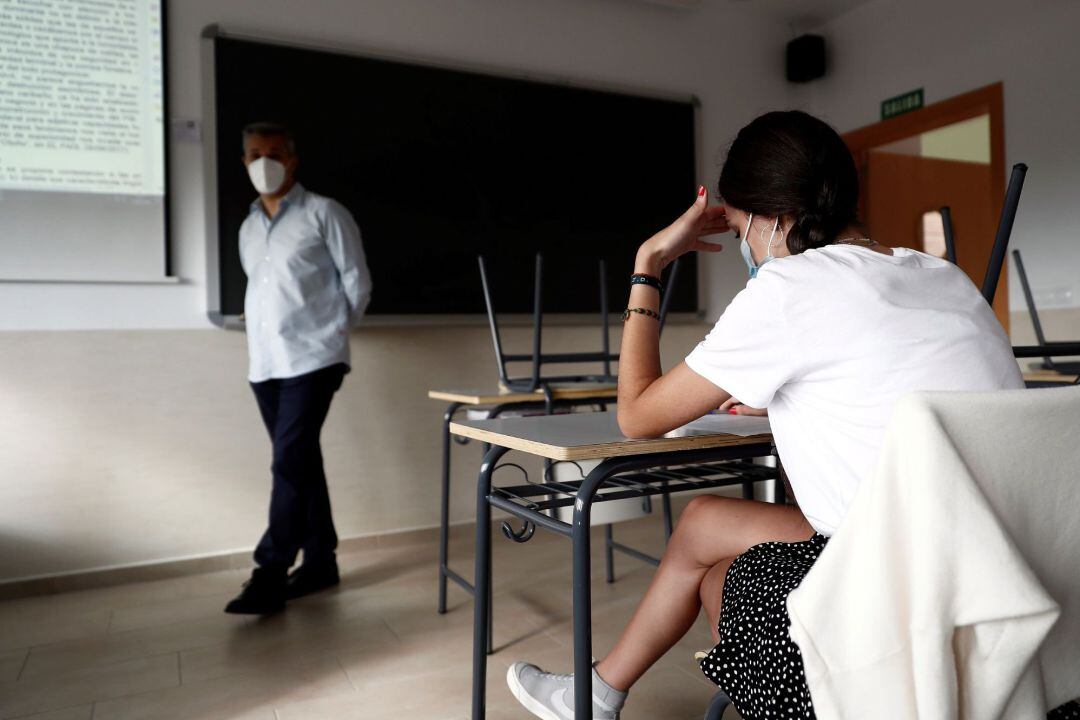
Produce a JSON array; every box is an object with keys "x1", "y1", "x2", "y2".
[{"x1": 240, "y1": 183, "x2": 372, "y2": 382}]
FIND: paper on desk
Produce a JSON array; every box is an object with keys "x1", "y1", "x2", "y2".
[{"x1": 672, "y1": 413, "x2": 771, "y2": 437}]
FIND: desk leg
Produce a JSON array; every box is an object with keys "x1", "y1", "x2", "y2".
[
  {"x1": 662, "y1": 487, "x2": 674, "y2": 540},
  {"x1": 438, "y1": 401, "x2": 464, "y2": 615},
  {"x1": 541, "y1": 389, "x2": 555, "y2": 515},
  {"x1": 572, "y1": 461, "x2": 617, "y2": 720},
  {"x1": 472, "y1": 444, "x2": 508, "y2": 720},
  {"x1": 775, "y1": 453, "x2": 787, "y2": 506},
  {"x1": 604, "y1": 524, "x2": 615, "y2": 583}
]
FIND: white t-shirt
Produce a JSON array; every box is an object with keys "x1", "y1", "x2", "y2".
[{"x1": 685, "y1": 245, "x2": 1024, "y2": 535}]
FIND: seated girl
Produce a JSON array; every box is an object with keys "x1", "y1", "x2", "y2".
[{"x1": 506, "y1": 110, "x2": 1023, "y2": 720}]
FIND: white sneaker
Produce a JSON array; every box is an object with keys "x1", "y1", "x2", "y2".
[{"x1": 506, "y1": 662, "x2": 626, "y2": 720}]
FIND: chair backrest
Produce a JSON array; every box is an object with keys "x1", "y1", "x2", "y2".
[
  {"x1": 1011, "y1": 248, "x2": 1059, "y2": 373},
  {"x1": 478, "y1": 253, "x2": 618, "y2": 392},
  {"x1": 980, "y1": 163, "x2": 1028, "y2": 305},
  {"x1": 939, "y1": 206, "x2": 957, "y2": 264},
  {"x1": 1012, "y1": 249, "x2": 1049, "y2": 347}
]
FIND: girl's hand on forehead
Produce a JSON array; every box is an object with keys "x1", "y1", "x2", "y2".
[
  {"x1": 636, "y1": 187, "x2": 729, "y2": 274},
  {"x1": 700, "y1": 204, "x2": 731, "y2": 236}
]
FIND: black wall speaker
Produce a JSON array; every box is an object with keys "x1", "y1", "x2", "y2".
[{"x1": 786, "y1": 35, "x2": 826, "y2": 83}]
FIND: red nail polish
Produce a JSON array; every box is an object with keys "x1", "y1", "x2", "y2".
[
  {"x1": 698, "y1": 186, "x2": 706, "y2": 197},
  {"x1": 728, "y1": 409, "x2": 738, "y2": 415}
]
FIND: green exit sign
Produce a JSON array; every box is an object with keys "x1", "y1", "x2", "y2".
[{"x1": 881, "y1": 88, "x2": 924, "y2": 119}]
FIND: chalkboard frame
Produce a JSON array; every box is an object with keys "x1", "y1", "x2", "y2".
[{"x1": 200, "y1": 25, "x2": 703, "y2": 328}]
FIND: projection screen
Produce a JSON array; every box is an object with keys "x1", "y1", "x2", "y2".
[{"x1": 0, "y1": 0, "x2": 169, "y2": 281}]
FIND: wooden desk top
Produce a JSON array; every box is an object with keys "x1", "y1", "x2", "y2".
[
  {"x1": 1023, "y1": 370, "x2": 1079, "y2": 384},
  {"x1": 428, "y1": 382, "x2": 618, "y2": 406},
  {"x1": 450, "y1": 410, "x2": 772, "y2": 461}
]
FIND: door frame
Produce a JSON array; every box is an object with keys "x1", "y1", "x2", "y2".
[{"x1": 843, "y1": 82, "x2": 1007, "y2": 327}]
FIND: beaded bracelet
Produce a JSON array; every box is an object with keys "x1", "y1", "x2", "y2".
[
  {"x1": 622, "y1": 307, "x2": 661, "y2": 322},
  {"x1": 630, "y1": 273, "x2": 663, "y2": 293}
]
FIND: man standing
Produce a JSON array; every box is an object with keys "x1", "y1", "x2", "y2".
[{"x1": 225, "y1": 122, "x2": 372, "y2": 615}]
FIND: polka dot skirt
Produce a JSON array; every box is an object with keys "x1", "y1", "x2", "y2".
[
  {"x1": 1050, "y1": 700, "x2": 1080, "y2": 719},
  {"x1": 699, "y1": 534, "x2": 828, "y2": 720}
]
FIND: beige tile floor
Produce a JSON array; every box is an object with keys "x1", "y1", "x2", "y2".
[{"x1": 0, "y1": 506, "x2": 736, "y2": 720}]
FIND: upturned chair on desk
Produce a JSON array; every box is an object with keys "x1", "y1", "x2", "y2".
[{"x1": 478, "y1": 253, "x2": 682, "y2": 394}]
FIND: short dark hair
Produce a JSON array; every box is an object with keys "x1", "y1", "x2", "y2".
[
  {"x1": 717, "y1": 111, "x2": 859, "y2": 254},
  {"x1": 242, "y1": 121, "x2": 296, "y2": 154}
]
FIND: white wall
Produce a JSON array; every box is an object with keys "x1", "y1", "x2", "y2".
[
  {"x1": 0, "y1": 323, "x2": 710, "y2": 582},
  {"x1": 802, "y1": 0, "x2": 1080, "y2": 315},
  {"x1": 0, "y1": 0, "x2": 793, "y2": 582}
]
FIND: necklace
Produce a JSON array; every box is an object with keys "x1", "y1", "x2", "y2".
[{"x1": 835, "y1": 237, "x2": 876, "y2": 247}]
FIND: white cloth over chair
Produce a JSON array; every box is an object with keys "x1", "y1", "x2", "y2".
[{"x1": 787, "y1": 386, "x2": 1080, "y2": 719}]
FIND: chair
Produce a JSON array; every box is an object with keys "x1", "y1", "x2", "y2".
[
  {"x1": 478, "y1": 253, "x2": 682, "y2": 393},
  {"x1": 786, "y1": 386, "x2": 1080, "y2": 718}
]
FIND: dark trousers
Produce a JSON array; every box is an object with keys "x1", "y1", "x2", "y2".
[{"x1": 250, "y1": 363, "x2": 346, "y2": 571}]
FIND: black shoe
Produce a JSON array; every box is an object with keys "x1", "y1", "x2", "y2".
[
  {"x1": 286, "y1": 562, "x2": 340, "y2": 600},
  {"x1": 224, "y1": 567, "x2": 287, "y2": 614}
]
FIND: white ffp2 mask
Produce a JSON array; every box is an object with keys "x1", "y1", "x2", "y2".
[{"x1": 247, "y1": 157, "x2": 286, "y2": 195}]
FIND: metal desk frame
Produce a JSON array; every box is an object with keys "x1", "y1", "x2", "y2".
[
  {"x1": 437, "y1": 390, "x2": 761, "y2": 618},
  {"x1": 468, "y1": 440, "x2": 780, "y2": 720},
  {"x1": 438, "y1": 390, "x2": 618, "y2": 612}
]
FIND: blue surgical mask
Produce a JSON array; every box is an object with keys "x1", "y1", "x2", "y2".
[
  {"x1": 739, "y1": 212, "x2": 758, "y2": 278},
  {"x1": 739, "y1": 213, "x2": 780, "y2": 279}
]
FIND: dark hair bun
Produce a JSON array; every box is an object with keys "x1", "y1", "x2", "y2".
[{"x1": 717, "y1": 111, "x2": 858, "y2": 253}]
